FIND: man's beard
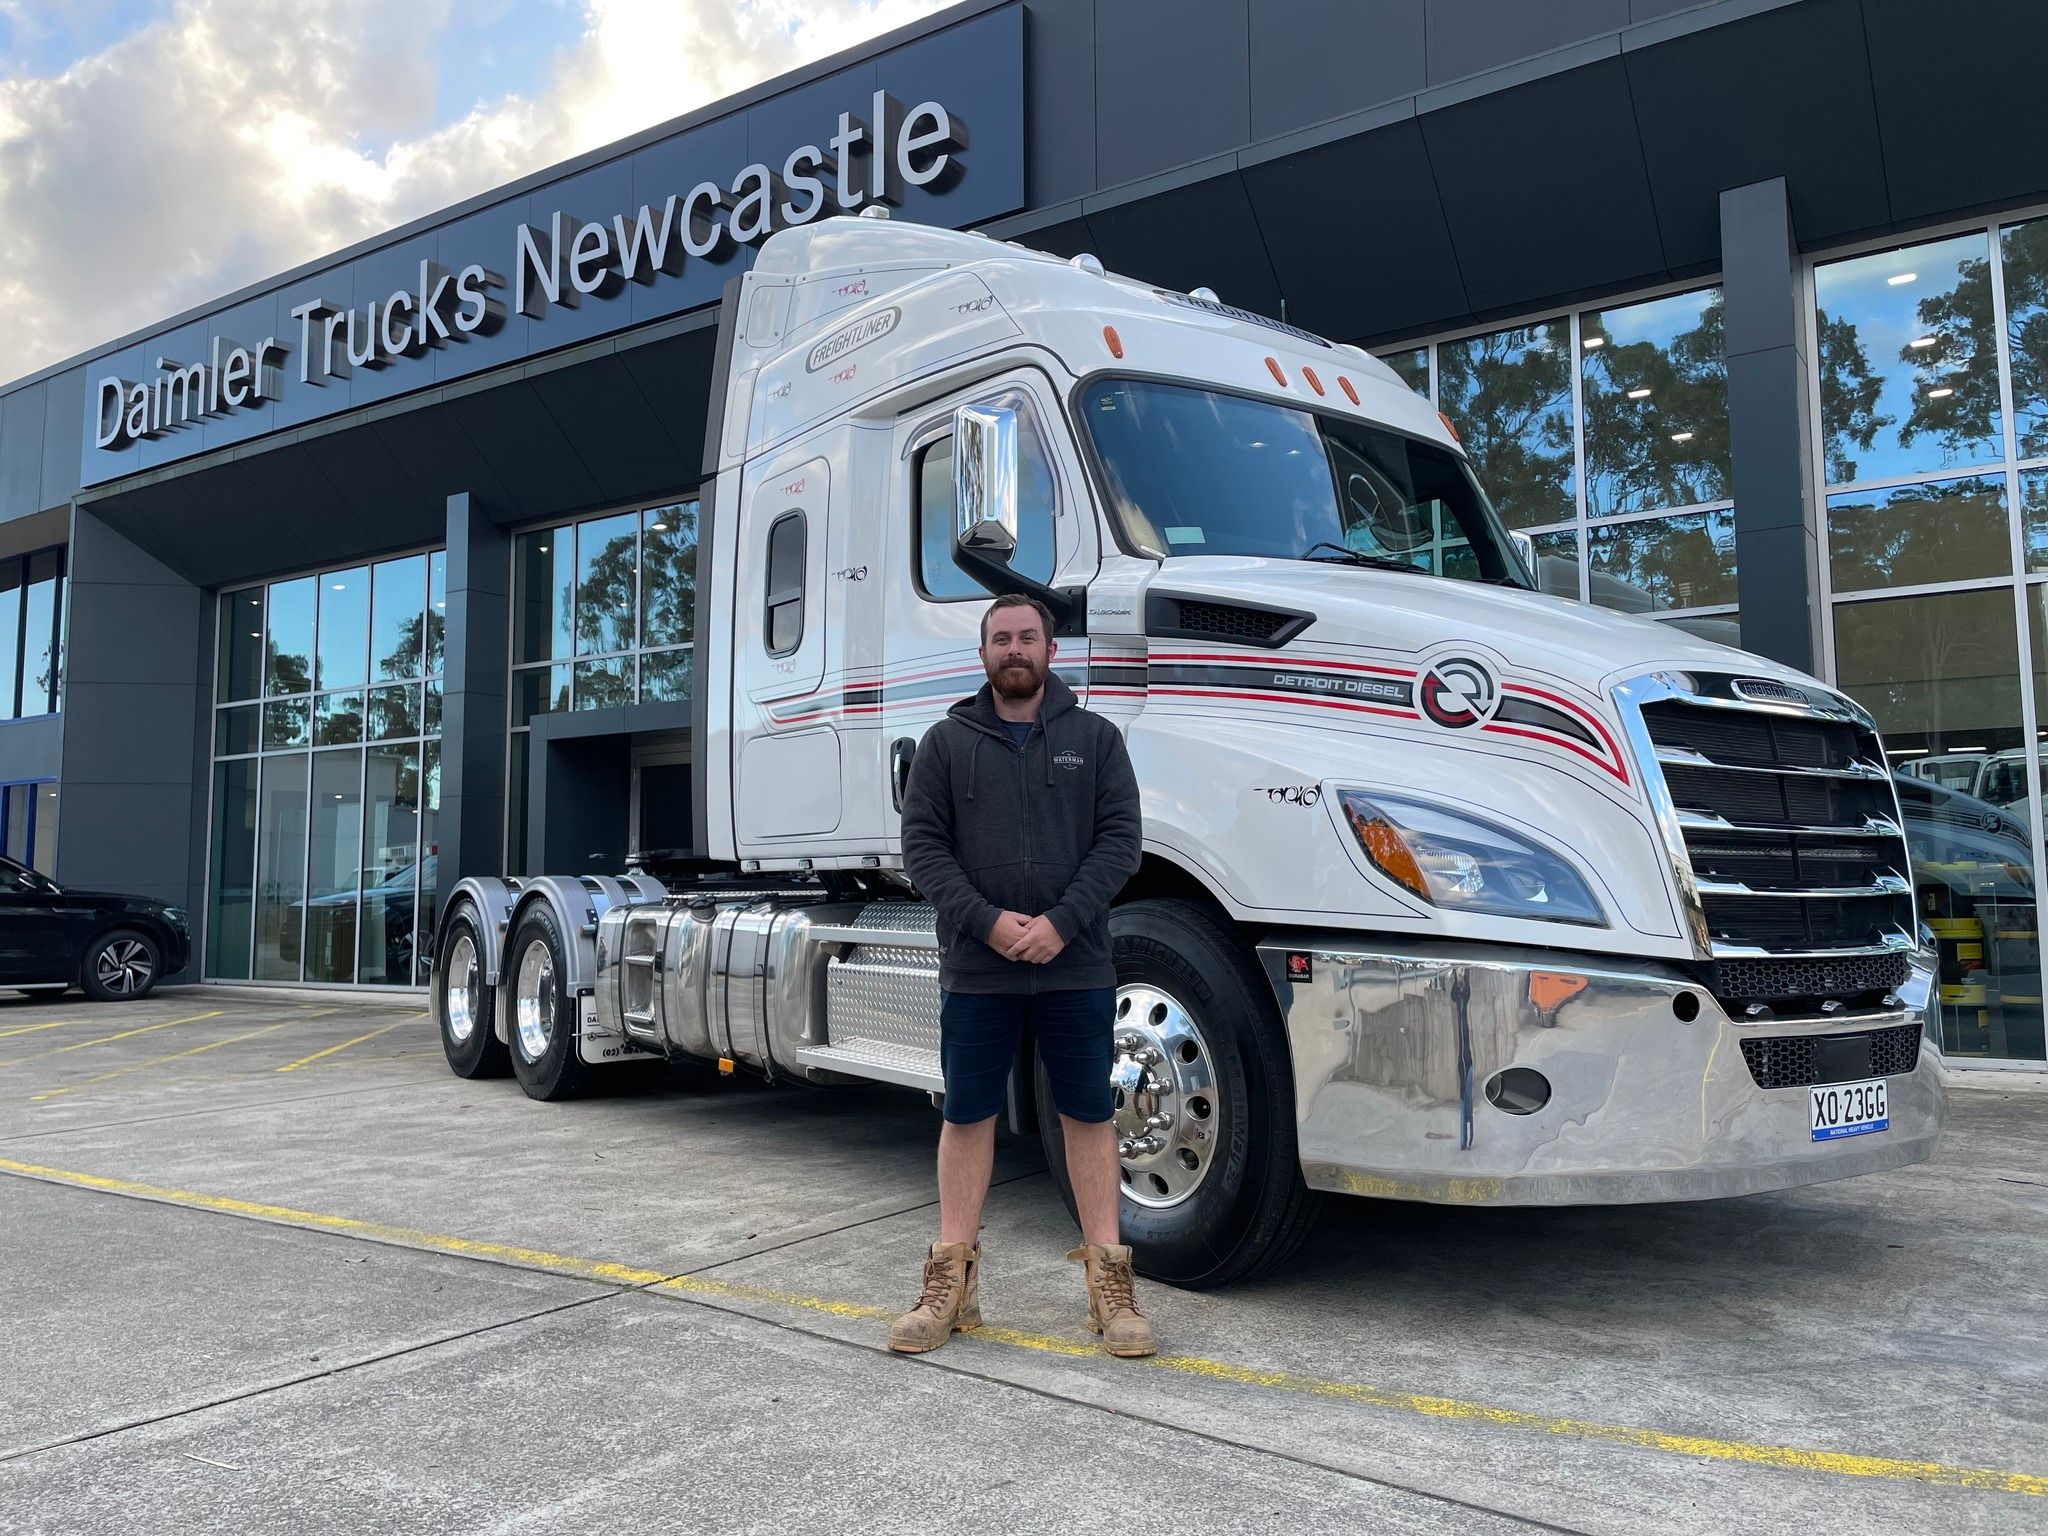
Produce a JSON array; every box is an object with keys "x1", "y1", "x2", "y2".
[{"x1": 988, "y1": 654, "x2": 1047, "y2": 701}]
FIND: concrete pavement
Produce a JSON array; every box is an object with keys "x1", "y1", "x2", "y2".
[{"x1": 1, "y1": 986, "x2": 2043, "y2": 1533}]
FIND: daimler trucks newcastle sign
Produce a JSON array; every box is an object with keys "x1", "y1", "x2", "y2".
[{"x1": 79, "y1": 2, "x2": 1023, "y2": 482}]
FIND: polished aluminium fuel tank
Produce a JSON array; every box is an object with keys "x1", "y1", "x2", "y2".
[{"x1": 593, "y1": 895, "x2": 944, "y2": 1089}]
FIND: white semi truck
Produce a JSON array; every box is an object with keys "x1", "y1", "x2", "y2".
[{"x1": 431, "y1": 212, "x2": 1943, "y2": 1287}]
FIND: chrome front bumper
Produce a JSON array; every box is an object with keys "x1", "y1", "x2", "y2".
[{"x1": 1257, "y1": 937, "x2": 1944, "y2": 1206}]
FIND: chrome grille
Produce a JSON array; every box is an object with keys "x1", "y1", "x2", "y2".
[{"x1": 1626, "y1": 681, "x2": 1915, "y2": 1007}]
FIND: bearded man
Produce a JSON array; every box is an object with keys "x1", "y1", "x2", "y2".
[{"x1": 892, "y1": 592, "x2": 1152, "y2": 1357}]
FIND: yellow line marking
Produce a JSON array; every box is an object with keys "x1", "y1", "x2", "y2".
[
  {"x1": 0, "y1": 1018, "x2": 75, "y2": 1040},
  {"x1": 0, "y1": 1158, "x2": 2040, "y2": 1499},
  {"x1": 0, "y1": 1010, "x2": 225, "y2": 1068},
  {"x1": 276, "y1": 1019, "x2": 412, "y2": 1073},
  {"x1": 27, "y1": 1021, "x2": 295, "y2": 1102}
]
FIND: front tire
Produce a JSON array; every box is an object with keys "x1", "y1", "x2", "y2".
[
  {"x1": 1037, "y1": 898, "x2": 1319, "y2": 1288},
  {"x1": 505, "y1": 905, "x2": 589, "y2": 1102},
  {"x1": 82, "y1": 928, "x2": 160, "y2": 1002},
  {"x1": 436, "y1": 906, "x2": 509, "y2": 1079}
]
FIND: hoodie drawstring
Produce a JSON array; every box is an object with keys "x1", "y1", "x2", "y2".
[
  {"x1": 1043, "y1": 715, "x2": 1055, "y2": 786},
  {"x1": 966, "y1": 733, "x2": 981, "y2": 801}
]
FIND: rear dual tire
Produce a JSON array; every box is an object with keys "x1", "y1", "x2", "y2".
[{"x1": 437, "y1": 907, "x2": 509, "y2": 1079}]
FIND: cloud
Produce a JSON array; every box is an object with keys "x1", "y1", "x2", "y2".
[{"x1": 0, "y1": 0, "x2": 946, "y2": 382}]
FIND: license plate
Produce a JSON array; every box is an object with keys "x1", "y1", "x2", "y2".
[{"x1": 1810, "y1": 1076, "x2": 1888, "y2": 1141}]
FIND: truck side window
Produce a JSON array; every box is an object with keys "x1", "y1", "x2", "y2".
[
  {"x1": 764, "y1": 510, "x2": 805, "y2": 655},
  {"x1": 914, "y1": 392, "x2": 1058, "y2": 600}
]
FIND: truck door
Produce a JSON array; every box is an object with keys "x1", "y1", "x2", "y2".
[
  {"x1": 880, "y1": 370, "x2": 1098, "y2": 846},
  {"x1": 733, "y1": 456, "x2": 841, "y2": 846}
]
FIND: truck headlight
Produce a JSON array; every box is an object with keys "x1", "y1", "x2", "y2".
[{"x1": 1336, "y1": 791, "x2": 1606, "y2": 926}]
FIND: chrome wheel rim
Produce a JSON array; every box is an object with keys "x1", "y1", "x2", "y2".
[
  {"x1": 513, "y1": 938, "x2": 556, "y2": 1062},
  {"x1": 1110, "y1": 982, "x2": 1220, "y2": 1209},
  {"x1": 445, "y1": 934, "x2": 479, "y2": 1044},
  {"x1": 96, "y1": 939, "x2": 153, "y2": 996}
]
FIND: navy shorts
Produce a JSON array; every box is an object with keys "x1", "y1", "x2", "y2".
[{"x1": 939, "y1": 987, "x2": 1116, "y2": 1126}]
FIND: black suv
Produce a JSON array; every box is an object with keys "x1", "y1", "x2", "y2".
[{"x1": 0, "y1": 855, "x2": 191, "y2": 1000}]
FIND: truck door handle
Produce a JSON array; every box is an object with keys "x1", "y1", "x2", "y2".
[{"x1": 891, "y1": 737, "x2": 916, "y2": 812}]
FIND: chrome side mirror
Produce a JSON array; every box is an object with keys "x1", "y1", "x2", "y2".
[
  {"x1": 1509, "y1": 528, "x2": 1536, "y2": 573},
  {"x1": 953, "y1": 403, "x2": 1019, "y2": 562}
]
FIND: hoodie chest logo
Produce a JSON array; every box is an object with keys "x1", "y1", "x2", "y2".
[{"x1": 1053, "y1": 750, "x2": 1084, "y2": 771}]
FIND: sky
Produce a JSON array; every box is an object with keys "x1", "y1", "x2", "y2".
[{"x1": 0, "y1": 0, "x2": 949, "y2": 383}]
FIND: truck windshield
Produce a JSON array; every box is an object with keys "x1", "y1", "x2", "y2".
[{"x1": 1080, "y1": 378, "x2": 1527, "y2": 586}]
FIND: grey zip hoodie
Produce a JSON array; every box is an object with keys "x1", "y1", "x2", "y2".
[{"x1": 900, "y1": 671, "x2": 1142, "y2": 994}]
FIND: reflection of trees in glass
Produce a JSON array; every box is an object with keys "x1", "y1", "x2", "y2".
[
  {"x1": 1827, "y1": 476, "x2": 2010, "y2": 593},
  {"x1": 2004, "y1": 219, "x2": 2048, "y2": 458},
  {"x1": 1897, "y1": 254, "x2": 2002, "y2": 465},
  {"x1": 1382, "y1": 348, "x2": 1428, "y2": 397},
  {"x1": 1436, "y1": 325, "x2": 1573, "y2": 530},
  {"x1": 642, "y1": 501, "x2": 699, "y2": 649},
  {"x1": 1816, "y1": 311, "x2": 1891, "y2": 486},
  {"x1": 1583, "y1": 293, "x2": 1729, "y2": 518},
  {"x1": 376, "y1": 611, "x2": 443, "y2": 682},
  {"x1": 1834, "y1": 588, "x2": 2021, "y2": 750},
  {"x1": 1587, "y1": 512, "x2": 1735, "y2": 610},
  {"x1": 576, "y1": 525, "x2": 638, "y2": 655},
  {"x1": 266, "y1": 636, "x2": 310, "y2": 695}
]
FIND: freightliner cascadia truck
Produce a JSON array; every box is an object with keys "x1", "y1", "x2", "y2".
[{"x1": 431, "y1": 211, "x2": 1944, "y2": 1287}]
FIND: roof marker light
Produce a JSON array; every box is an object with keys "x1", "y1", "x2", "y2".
[
  {"x1": 1103, "y1": 325, "x2": 1124, "y2": 359},
  {"x1": 1071, "y1": 253, "x2": 1105, "y2": 275},
  {"x1": 1190, "y1": 286, "x2": 1220, "y2": 303},
  {"x1": 1338, "y1": 375, "x2": 1360, "y2": 405},
  {"x1": 1302, "y1": 366, "x2": 1325, "y2": 396},
  {"x1": 1265, "y1": 356, "x2": 1288, "y2": 387},
  {"x1": 1438, "y1": 410, "x2": 1462, "y2": 445}
]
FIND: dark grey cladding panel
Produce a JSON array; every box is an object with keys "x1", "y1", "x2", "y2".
[
  {"x1": 1021, "y1": 0, "x2": 1098, "y2": 206},
  {"x1": 1418, "y1": 55, "x2": 1666, "y2": 314},
  {"x1": 1009, "y1": 216, "x2": 1097, "y2": 260},
  {"x1": 1084, "y1": 173, "x2": 1284, "y2": 325},
  {"x1": 1627, "y1": 0, "x2": 1887, "y2": 266},
  {"x1": 526, "y1": 354, "x2": 696, "y2": 507},
  {"x1": 296, "y1": 423, "x2": 440, "y2": 557},
  {"x1": 1094, "y1": 0, "x2": 1251, "y2": 188},
  {"x1": 38, "y1": 369, "x2": 84, "y2": 510},
  {"x1": 1424, "y1": 0, "x2": 1628, "y2": 83},
  {"x1": 0, "y1": 384, "x2": 45, "y2": 523},
  {"x1": 1629, "y1": 0, "x2": 1713, "y2": 17},
  {"x1": 1248, "y1": 0, "x2": 1426, "y2": 140},
  {"x1": 444, "y1": 379, "x2": 605, "y2": 522},
  {"x1": 616, "y1": 330, "x2": 719, "y2": 489},
  {"x1": 91, "y1": 459, "x2": 312, "y2": 587},
  {"x1": 371, "y1": 405, "x2": 518, "y2": 514},
  {"x1": 0, "y1": 714, "x2": 60, "y2": 785},
  {"x1": 64, "y1": 582, "x2": 202, "y2": 688},
  {"x1": 1863, "y1": 0, "x2": 2048, "y2": 224},
  {"x1": 1239, "y1": 117, "x2": 1467, "y2": 342}
]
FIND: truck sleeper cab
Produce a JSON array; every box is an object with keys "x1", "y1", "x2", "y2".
[{"x1": 432, "y1": 214, "x2": 1942, "y2": 1288}]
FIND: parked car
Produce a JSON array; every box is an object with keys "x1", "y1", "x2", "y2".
[
  {"x1": 280, "y1": 854, "x2": 434, "y2": 982},
  {"x1": 0, "y1": 854, "x2": 191, "y2": 1000}
]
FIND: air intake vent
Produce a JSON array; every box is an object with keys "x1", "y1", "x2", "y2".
[
  {"x1": 1145, "y1": 592, "x2": 1312, "y2": 649},
  {"x1": 1739, "y1": 1020, "x2": 1923, "y2": 1089}
]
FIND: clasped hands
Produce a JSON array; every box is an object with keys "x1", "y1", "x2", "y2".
[{"x1": 988, "y1": 909, "x2": 1065, "y2": 964}]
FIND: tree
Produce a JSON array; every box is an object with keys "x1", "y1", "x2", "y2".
[
  {"x1": 1897, "y1": 255, "x2": 2001, "y2": 466},
  {"x1": 1582, "y1": 294, "x2": 1730, "y2": 519},
  {"x1": 1815, "y1": 311, "x2": 1891, "y2": 486},
  {"x1": 1437, "y1": 325, "x2": 1573, "y2": 530},
  {"x1": 1825, "y1": 477, "x2": 2010, "y2": 594},
  {"x1": 2002, "y1": 218, "x2": 2048, "y2": 459}
]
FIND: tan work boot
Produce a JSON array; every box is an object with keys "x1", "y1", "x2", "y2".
[
  {"x1": 1067, "y1": 1242, "x2": 1156, "y2": 1357},
  {"x1": 888, "y1": 1241, "x2": 982, "y2": 1353}
]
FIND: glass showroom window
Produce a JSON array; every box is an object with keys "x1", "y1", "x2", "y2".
[
  {"x1": 1817, "y1": 213, "x2": 2048, "y2": 1062},
  {"x1": 506, "y1": 498, "x2": 698, "y2": 870},
  {"x1": 1380, "y1": 286, "x2": 1737, "y2": 644},
  {"x1": 207, "y1": 550, "x2": 444, "y2": 986},
  {"x1": 0, "y1": 545, "x2": 68, "y2": 720}
]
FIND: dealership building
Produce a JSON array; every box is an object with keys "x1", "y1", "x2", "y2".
[{"x1": 0, "y1": 0, "x2": 2044, "y2": 1068}]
